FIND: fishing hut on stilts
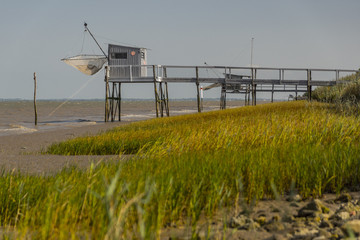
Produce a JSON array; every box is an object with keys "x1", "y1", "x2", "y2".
[{"x1": 61, "y1": 23, "x2": 360, "y2": 122}]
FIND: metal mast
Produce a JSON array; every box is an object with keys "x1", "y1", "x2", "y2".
[{"x1": 84, "y1": 22, "x2": 108, "y2": 60}]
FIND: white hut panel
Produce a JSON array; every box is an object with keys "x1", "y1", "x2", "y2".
[{"x1": 108, "y1": 44, "x2": 147, "y2": 78}]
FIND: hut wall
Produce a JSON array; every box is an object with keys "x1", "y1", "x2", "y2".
[{"x1": 108, "y1": 44, "x2": 147, "y2": 78}]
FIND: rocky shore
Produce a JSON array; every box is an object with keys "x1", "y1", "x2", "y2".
[{"x1": 161, "y1": 192, "x2": 360, "y2": 239}]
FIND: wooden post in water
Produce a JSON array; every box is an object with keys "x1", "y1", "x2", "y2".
[
  {"x1": 105, "y1": 66, "x2": 109, "y2": 122},
  {"x1": 33, "y1": 72, "x2": 37, "y2": 126}
]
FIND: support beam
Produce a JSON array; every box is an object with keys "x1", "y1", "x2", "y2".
[
  {"x1": 165, "y1": 82, "x2": 170, "y2": 116},
  {"x1": 105, "y1": 66, "x2": 110, "y2": 122},
  {"x1": 159, "y1": 82, "x2": 164, "y2": 117},
  {"x1": 118, "y1": 83, "x2": 121, "y2": 121},
  {"x1": 244, "y1": 85, "x2": 248, "y2": 106},
  {"x1": 251, "y1": 68, "x2": 258, "y2": 106},
  {"x1": 196, "y1": 67, "x2": 201, "y2": 113},
  {"x1": 164, "y1": 67, "x2": 170, "y2": 116},
  {"x1": 220, "y1": 83, "x2": 226, "y2": 109},
  {"x1": 307, "y1": 70, "x2": 312, "y2": 101},
  {"x1": 153, "y1": 65, "x2": 159, "y2": 117},
  {"x1": 106, "y1": 82, "x2": 121, "y2": 122},
  {"x1": 251, "y1": 68, "x2": 255, "y2": 106},
  {"x1": 111, "y1": 83, "x2": 115, "y2": 122}
]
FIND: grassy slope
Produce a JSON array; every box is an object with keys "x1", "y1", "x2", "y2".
[
  {"x1": 312, "y1": 72, "x2": 360, "y2": 103},
  {"x1": 2, "y1": 101, "x2": 360, "y2": 238}
]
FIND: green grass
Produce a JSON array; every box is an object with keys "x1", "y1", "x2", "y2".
[
  {"x1": 312, "y1": 71, "x2": 360, "y2": 103},
  {"x1": 2, "y1": 101, "x2": 360, "y2": 238}
]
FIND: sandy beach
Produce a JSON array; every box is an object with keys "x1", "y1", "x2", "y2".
[{"x1": 0, "y1": 121, "x2": 131, "y2": 174}]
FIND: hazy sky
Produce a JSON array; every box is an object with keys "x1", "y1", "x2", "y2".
[{"x1": 1, "y1": 0, "x2": 359, "y2": 100}]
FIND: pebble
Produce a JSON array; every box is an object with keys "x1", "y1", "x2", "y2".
[
  {"x1": 336, "y1": 211, "x2": 350, "y2": 220},
  {"x1": 264, "y1": 222, "x2": 285, "y2": 232},
  {"x1": 341, "y1": 219, "x2": 360, "y2": 237},
  {"x1": 297, "y1": 199, "x2": 330, "y2": 218},
  {"x1": 292, "y1": 227, "x2": 319, "y2": 239},
  {"x1": 319, "y1": 219, "x2": 333, "y2": 228}
]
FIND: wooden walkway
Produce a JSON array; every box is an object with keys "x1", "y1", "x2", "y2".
[{"x1": 104, "y1": 65, "x2": 359, "y2": 122}]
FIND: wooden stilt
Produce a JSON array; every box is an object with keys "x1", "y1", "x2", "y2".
[
  {"x1": 165, "y1": 82, "x2": 170, "y2": 116},
  {"x1": 220, "y1": 83, "x2": 226, "y2": 110},
  {"x1": 223, "y1": 85, "x2": 226, "y2": 109},
  {"x1": 271, "y1": 84, "x2": 274, "y2": 103},
  {"x1": 244, "y1": 86, "x2": 247, "y2": 106},
  {"x1": 164, "y1": 67, "x2": 170, "y2": 116},
  {"x1": 118, "y1": 83, "x2": 121, "y2": 121},
  {"x1": 254, "y1": 84, "x2": 257, "y2": 106},
  {"x1": 255, "y1": 69, "x2": 257, "y2": 105},
  {"x1": 200, "y1": 86, "x2": 203, "y2": 111},
  {"x1": 251, "y1": 68, "x2": 257, "y2": 106},
  {"x1": 159, "y1": 82, "x2": 164, "y2": 117},
  {"x1": 195, "y1": 67, "x2": 201, "y2": 113},
  {"x1": 153, "y1": 65, "x2": 159, "y2": 117},
  {"x1": 307, "y1": 70, "x2": 312, "y2": 101},
  {"x1": 251, "y1": 68, "x2": 255, "y2": 106},
  {"x1": 111, "y1": 83, "x2": 115, "y2": 122},
  {"x1": 105, "y1": 66, "x2": 109, "y2": 122}
]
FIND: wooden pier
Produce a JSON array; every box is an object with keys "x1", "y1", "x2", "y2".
[{"x1": 104, "y1": 65, "x2": 359, "y2": 122}]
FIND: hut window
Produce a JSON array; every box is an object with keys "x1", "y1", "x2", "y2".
[{"x1": 112, "y1": 52, "x2": 127, "y2": 59}]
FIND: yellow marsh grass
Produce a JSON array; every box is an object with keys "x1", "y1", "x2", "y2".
[
  {"x1": 1, "y1": 101, "x2": 360, "y2": 238},
  {"x1": 48, "y1": 101, "x2": 360, "y2": 156},
  {"x1": 47, "y1": 101, "x2": 360, "y2": 200}
]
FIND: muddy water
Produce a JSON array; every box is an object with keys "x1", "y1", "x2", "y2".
[{"x1": 0, "y1": 99, "x2": 252, "y2": 136}]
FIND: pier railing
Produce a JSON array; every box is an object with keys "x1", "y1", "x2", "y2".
[
  {"x1": 108, "y1": 65, "x2": 358, "y2": 85},
  {"x1": 104, "y1": 65, "x2": 359, "y2": 122}
]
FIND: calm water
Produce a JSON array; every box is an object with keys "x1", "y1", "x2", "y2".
[{"x1": 0, "y1": 99, "x2": 245, "y2": 136}]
